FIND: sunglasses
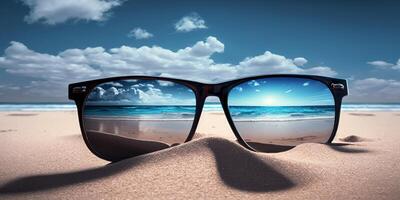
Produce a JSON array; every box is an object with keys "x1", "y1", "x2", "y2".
[{"x1": 69, "y1": 74, "x2": 348, "y2": 162}]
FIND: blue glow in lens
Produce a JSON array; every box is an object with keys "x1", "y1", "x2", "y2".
[{"x1": 228, "y1": 77, "x2": 335, "y2": 149}]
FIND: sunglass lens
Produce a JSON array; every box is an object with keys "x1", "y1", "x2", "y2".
[
  {"x1": 228, "y1": 77, "x2": 335, "y2": 151},
  {"x1": 82, "y1": 79, "x2": 196, "y2": 161}
]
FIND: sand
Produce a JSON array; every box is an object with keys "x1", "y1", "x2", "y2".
[{"x1": 0, "y1": 111, "x2": 399, "y2": 199}]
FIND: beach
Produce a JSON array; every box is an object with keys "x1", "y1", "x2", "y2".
[{"x1": 0, "y1": 110, "x2": 399, "y2": 199}]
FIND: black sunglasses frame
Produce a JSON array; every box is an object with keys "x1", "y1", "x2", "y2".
[{"x1": 69, "y1": 74, "x2": 348, "y2": 161}]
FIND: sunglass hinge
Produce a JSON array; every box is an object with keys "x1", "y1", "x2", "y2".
[
  {"x1": 331, "y1": 83, "x2": 345, "y2": 90},
  {"x1": 72, "y1": 86, "x2": 87, "y2": 94}
]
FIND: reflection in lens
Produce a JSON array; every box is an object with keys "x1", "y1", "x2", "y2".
[
  {"x1": 228, "y1": 77, "x2": 335, "y2": 150},
  {"x1": 83, "y1": 79, "x2": 196, "y2": 160}
]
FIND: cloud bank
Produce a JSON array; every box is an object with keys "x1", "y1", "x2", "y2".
[
  {"x1": 347, "y1": 78, "x2": 400, "y2": 103},
  {"x1": 0, "y1": 36, "x2": 338, "y2": 101},
  {"x1": 367, "y1": 59, "x2": 400, "y2": 70},
  {"x1": 87, "y1": 80, "x2": 195, "y2": 105}
]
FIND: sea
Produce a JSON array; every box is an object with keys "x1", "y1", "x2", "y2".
[{"x1": 0, "y1": 103, "x2": 399, "y2": 120}]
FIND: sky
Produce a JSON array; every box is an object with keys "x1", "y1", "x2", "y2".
[
  {"x1": 0, "y1": 0, "x2": 400, "y2": 103},
  {"x1": 86, "y1": 78, "x2": 333, "y2": 106},
  {"x1": 229, "y1": 77, "x2": 334, "y2": 106},
  {"x1": 86, "y1": 79, "x2": 196, "y2": 105}
]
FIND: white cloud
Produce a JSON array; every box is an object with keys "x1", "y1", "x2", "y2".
[
  {"x1": 293, "y1": 57, "x2": 308, "y2": 66},
  {"x1": 367, "y1": 60, "x2": 393, "y2": 68},
  {"x1": 285, "y1": 89, "x2": 292, "y2": 93},
  {"x1": 128, "y1": 28, "x2": 154, "y2": 39},
  {"x1": 0, "y1": 36, "x2": 338, "y2": 101},
  {"x1": 393, "y1": 59, "x2": 400, "y2": 70},
  {"x1": 238, "y1": 51, "x2": 337, "y2": 77},
  {"x1": 367, "y1": 59, "x2": 400, "y2": 70},
  {"x1": 0, "y1": 84, "x2": 21, "y2": 91},
  {"x1": 136, "y1": 87, "x2": 175, "y2": 104},
  {"x1": 102, "y1": 82, "x2": 123, "y2": 87},
  {"x1": 179, "y1": 36, "x2": 224, "y2": 57},
  {"x1": 248, "y1": 80, "x2": 260, "y2": 87},
  {"x1": 157, "y1": 80, "x2": 175, "y2": 87},
  {"x1": 347, "y1": 78, "x2": 400, "y2": 103},
  {"x1": 175, "y1": 13, "x2": 207, "y2": 32},
  {"x1": 103, "y1": 86, "x2": 120, "y2": 99},
  {"x1": 21, "y1": 0, "x2": 122, "y2": 25},
  {"x1": 9, "y1": 86, "x2": 21, "y2": 90}
]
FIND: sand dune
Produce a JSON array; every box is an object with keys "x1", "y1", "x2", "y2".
[{"x1": 0, "y1": 111, "x2": 399, "y2": 199}]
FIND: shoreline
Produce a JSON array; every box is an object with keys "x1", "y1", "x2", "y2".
[
  {"x1": 83, "y1": 115, "x2": 335, "y2": 121},
  {"x1": 1, "y1": 103, "x2": 400, "y2": 113}
]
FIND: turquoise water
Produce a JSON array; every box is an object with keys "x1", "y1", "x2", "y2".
[
  {"x1": 82, "y1": 105, "x2": 335, "y2": 120},
  {"x1": 228, "y1": 105, "x2": 334, "y2": 120}
]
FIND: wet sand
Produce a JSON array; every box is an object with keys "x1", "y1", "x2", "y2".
[{"x1": 84, "y1": 114, "x2": 333, "y2": 148}]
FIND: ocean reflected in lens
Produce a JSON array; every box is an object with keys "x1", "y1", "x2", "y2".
[
  {"x1": 228, "y1": 77, "x2": 335, "y2": 150},
  {"x1": 82, "y1": 79, "x2": 196, "y2": 160}
]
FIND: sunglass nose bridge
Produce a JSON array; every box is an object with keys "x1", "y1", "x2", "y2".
[{"x1": 204, "y1": 84, "x2": 223, "y2": 96}]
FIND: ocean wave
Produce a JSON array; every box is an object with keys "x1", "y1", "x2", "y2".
[
  {"x1": 342, "y1": 104, "x2": 400, "y2": 111},
  {"x1": 0, "y1": 104, "x2": 76, "y2": 111},
  {"x1": 289, "y1": 113, "x2": 306, "y2": 117}
]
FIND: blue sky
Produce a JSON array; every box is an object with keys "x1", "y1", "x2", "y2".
[
  {"x1": 229, "y1": 78, "x2": 334, "y2": 106},
  {"x1": 0, "y1": 0, "x2": 400, "y2": 102},
  {"x1": 86, "y1": 78, "x2": 333, "y2": 107}
]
